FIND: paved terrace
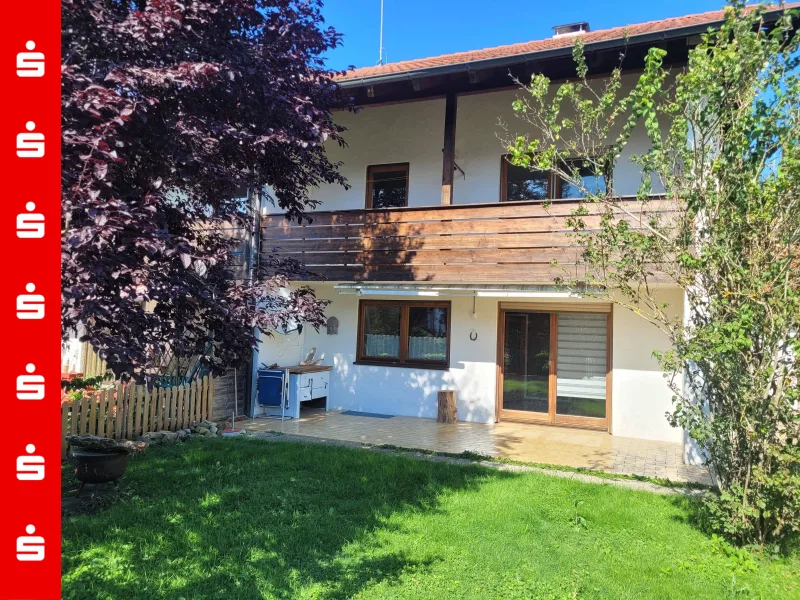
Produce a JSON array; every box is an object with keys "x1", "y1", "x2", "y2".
[{"x1": 239, "y1": 410, "x2": 712, "y2": 485}]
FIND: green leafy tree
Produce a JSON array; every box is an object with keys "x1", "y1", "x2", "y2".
[{"x1": 506, "y1": 1, "x2": 799, "y2": 546}]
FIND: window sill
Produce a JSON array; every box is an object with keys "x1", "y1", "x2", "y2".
[{"x1": 353, "y1": 360, "x2": 450, "y2": 371}]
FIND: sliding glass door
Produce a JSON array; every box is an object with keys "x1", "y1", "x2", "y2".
[
  {"x1": 499, "y1": 309, "x2": 610, "y2": 429},
  {"x1": 501, "y1": 312, "x2": 551, "y2": 416}
]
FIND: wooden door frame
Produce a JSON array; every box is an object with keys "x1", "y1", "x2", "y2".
[{"x1": 495, "y1": 306, "x2": 611, "y2": 431}]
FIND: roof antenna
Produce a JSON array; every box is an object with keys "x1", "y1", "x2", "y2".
[{"x1": 377, "y1": 0, "x2": 386, "y2": 65}]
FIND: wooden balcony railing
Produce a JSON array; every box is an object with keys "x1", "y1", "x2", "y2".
[{"x1": 260, "y1": 197, "x2": 672, "y2": 283}]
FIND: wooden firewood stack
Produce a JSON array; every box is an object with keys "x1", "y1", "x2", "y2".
[{"x1": 437, "y1": 390, "x2": 457, "y2": 423}]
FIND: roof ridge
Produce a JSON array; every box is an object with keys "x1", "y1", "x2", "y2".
[
  {"x1": 364, "y1": 8, "x2": 725, "y2": 70},
  {"x1": 338, "y1": 2, "x2": 799, "y2": 81}
]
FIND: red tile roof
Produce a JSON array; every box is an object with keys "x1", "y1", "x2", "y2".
[{"x1": 338, "y1": 3, "x2": 799, "y2": 81}]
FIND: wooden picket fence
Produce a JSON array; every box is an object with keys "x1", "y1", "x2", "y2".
[
  {"x1": 80, "y1": 342, "x2": 108, "y2": 378},
  {"x1": 61, "y1": 376, "x2": 214, "y2": 459}
]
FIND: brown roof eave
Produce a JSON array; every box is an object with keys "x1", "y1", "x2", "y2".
[{"x1": 338, "y1": 6, "x2": 791, "y2": 89}]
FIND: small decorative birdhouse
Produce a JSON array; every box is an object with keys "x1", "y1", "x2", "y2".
[{"x1": 326, "y1": 316, "x2": 339, "y2": 335}]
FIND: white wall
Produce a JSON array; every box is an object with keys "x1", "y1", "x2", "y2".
[
  {"x1": 264, "y1": 99, "x2": 446, "y2": 213},
  {"x1": 61, "y1": 337, "x2": 84, "y2": 373},
  {"x1": 611, "y1": 286, "x2": 684, "y2": 444},
  {"x1": 453, "y1": 79, "x2": 662, "y2": 202},
  {"x1": 264, "y1": 73, "x2": 663, "y2": 214},
  {"x1": 255, "y1": 325, "x2": 305, "y2": 369},
  {"x1": 255, "y1": 72, "x2": 686, "y2": 445},
  {"x1": 254, "y1": 285, "x2": 685, "y2": 444},
  {"x1": 261, "y1": 284, "x2": 500, "y2": 422}
]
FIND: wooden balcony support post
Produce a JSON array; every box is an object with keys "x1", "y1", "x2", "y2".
[{"x1": 441, "y1": 92, "x2": 457, "y2": 205}]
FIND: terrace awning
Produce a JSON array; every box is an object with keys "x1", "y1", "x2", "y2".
[{"x1": 333, "y1": 283, "x2": 599, "y2": 299}]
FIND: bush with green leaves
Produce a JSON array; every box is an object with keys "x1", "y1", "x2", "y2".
[{"x1": 505, "y1": 1, "x2": 799, "y2": 546}]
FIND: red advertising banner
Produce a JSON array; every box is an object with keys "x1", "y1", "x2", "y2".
[{"x1": 0, "y1": 1, "x2": 61, "y2": 598}]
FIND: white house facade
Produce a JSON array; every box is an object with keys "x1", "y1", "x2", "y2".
[{"x1": 251, "y1": 8, "x2": 785, "y2": 458}]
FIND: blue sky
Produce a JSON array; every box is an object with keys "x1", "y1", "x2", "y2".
[{"x1": 320, "y1": 0, "x2": 728, "y2": 71}]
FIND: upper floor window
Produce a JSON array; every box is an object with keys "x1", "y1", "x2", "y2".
[
  {"x1": 366, "y1": 163, "x2": 409, "y2": 209},
  {"x1": 501, "y1": 156, "x2": 605, "y2": 202}
]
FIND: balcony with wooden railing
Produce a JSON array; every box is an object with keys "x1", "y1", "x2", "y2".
[{"x1": 259, "y1": 197, "x2": 671, "y2": 283}]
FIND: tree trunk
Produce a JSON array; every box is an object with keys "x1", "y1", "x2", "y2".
[{"x1": 437, "y1": 391, "x2": 457, "y2": 424}]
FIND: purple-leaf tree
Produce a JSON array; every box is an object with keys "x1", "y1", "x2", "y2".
[{"x1": 62, "y1": 0, "x2": 349, "y2": 381}]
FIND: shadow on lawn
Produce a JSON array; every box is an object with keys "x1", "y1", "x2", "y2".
[{"x1": 62, "y1": 436, "x2": 514, "y2": 600}]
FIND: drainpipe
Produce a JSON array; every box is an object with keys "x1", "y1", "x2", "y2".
[{"x1": 246, "y1": 187, "x2": 262, "y2": 418}]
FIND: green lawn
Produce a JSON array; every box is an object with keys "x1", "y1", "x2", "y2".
[{"x1": 62, "y1": 437, "x2": 798, "y2": 600}]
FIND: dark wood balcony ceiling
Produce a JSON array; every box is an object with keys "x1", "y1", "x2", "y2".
[
  {"x1": 338, "y1": 6, "x2": 795, "y2": 108},
  {"x1": 341, "y1": 37, "x2": 691, "y2": 109}
]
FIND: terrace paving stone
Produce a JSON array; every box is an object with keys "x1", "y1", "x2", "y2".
[{"x1": 240, "y1": 409, "x2": 712, "y2": 485}]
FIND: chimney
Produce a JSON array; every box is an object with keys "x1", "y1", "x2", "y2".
[{"x1": 552, "y1": 22, "x2": 590, "y2": 38}]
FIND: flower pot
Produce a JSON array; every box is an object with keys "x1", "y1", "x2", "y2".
[{"x1": 70, "y1": 448, "x2": 129, "y2": 496}]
